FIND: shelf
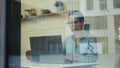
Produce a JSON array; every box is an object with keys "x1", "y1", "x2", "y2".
[
  {"x1": 21, "y1": 11, "x2": 68, "y2": 21},
  {"x1": 38, "y1": 13, "x2": 60, "y2": 17}
]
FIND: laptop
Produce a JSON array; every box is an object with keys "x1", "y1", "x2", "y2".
[{"x1": 30, "y1": 35, "x2": 65, "y2": 64}]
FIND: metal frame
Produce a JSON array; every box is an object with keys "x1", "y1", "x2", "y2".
[{"x1": 0, "y1": 0, "x2": 6, "y2": 68}]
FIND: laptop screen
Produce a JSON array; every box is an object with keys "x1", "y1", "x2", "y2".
[{"x1": 30, "y1": 35, "x2": 64, "y2": 63}]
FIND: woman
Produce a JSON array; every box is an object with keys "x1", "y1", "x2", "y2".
[{"x1": 63, "y1": 10, "x2": 98, "y2": 68}]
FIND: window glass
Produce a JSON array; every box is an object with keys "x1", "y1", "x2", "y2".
[
  {"x1": 99, "y1": 0, "x2": 107, "y2": 10},
  {"x1": 114, "y1": 0, "x2": 120, "y2": 8},
  {"x1": 86, "y1": 0, "x2": 94, "y2": 10},
  {"x1": 7, "y1": 0, "x2": 120, "y2": 68},
  {"x1": 85, "y1": 16, "x2": 107, "y2": 30},
  {"x1": 114, "y1": 15, "x2": 120, "y2": 54},
  {"x1": 97, "y1": 37, "x2": 108, "y2": 54}
]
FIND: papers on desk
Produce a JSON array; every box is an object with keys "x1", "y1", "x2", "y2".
[{"x1": 79, "y1": 43, "x2": 102, "y2": 54}]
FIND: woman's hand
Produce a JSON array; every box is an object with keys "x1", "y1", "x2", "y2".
[
  {"x1": 64, "y1": 55, "x2": 72, "y2": 61},
  {"x1": 73, "y1": 56, "x2": 79, "y2": 61},
  {"x1": 64, "y1": 56, "x2": 79, "y2": 61}
]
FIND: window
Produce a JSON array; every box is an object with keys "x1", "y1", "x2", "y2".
[
  {"x1": 97, "y1": 37, "x2": 108, "y2": 54},
  {"x1": 114, "y1": 15, "x2": 120, "y2": 54},
  {"x1": 66, "y1": 0, "x2": 80, "y2": 10},
  {"x1": 114, "y1": 0, "x2": 120, "y2": 8},
  {"x1": 86, "y1": 0, "x2": 94, "y2": 10},
  {"x1": 85, "y1": 16, "x2": 107, "y2": 30},
  {"x1": 99, "y1": 0, "x2": 107, "y2": 10},
  {"x1": 7, "y1": 0, "x2": 120, "y2": 67}
]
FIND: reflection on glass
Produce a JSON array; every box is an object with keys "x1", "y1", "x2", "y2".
[
  {"x1": 86, "y1": 0, "x2": 94, "y2": 10},
  {"x1": 114, "y1": 15, "x2": 120, "y2": 54},
  {"x1": 97, "y1": 37, "x2": 108, "y2": 54},
  {"x1": 85, "y1": 16, "x2": 107, "y2": 30},
  {"x1": 114, "y1": 0, "x2": 120, "y2": 8},
  {"x1": 99, "y1": 0, "x2": 107, "y2": 10},
  {"x1": 20, "y1": 0, "x2": 120, "y2": 68}
]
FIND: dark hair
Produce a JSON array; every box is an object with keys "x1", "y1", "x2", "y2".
[{"x1": 68, "y1": 10, "x2": 84, "y2": 23}]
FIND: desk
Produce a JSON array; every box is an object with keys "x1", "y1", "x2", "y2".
[
  {"x1": 21, "y1": 56, "x2": 98, "y2": 68},
  {"x1": 22, "y1": 62, "x2": 98, "y2": 68}
]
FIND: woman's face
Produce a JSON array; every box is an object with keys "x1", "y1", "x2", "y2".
[{"x1": 68, "y1": 15, "x2": 84, "y2": 31}]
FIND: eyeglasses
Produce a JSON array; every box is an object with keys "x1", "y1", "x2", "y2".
[{"x1": 66, "y1": 20, "x2": 80, "y2": 25}]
